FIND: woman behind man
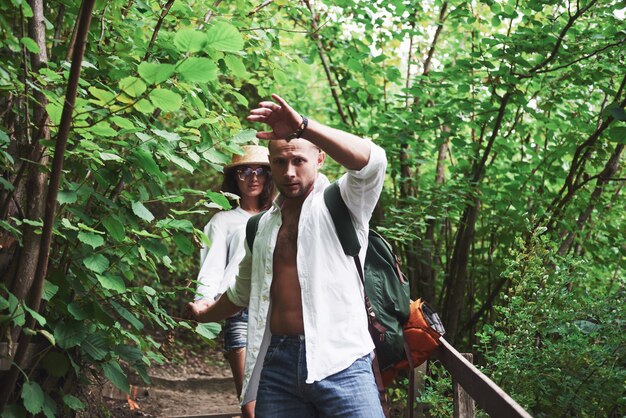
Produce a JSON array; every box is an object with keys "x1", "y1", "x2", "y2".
[{"x1": 188, "y1": 145, "x2": 274, "y2": 417}]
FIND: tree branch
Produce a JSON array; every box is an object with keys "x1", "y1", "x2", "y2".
[
  {"x1": 303, "y1": 0, "x2": 350, "y2": 126},
  {"x1": 423, "y1": 2, "x2": 448, "y2": 76},
  {"x1": 199, "y1": 0, "x2": 222, "y2": 30},
  {"x1": 144, "y1": 0, "x2": 176, "y2": 61},
  {"x1": 248, "y1": 0, "x2": 274, "y2": 16},
  {"x1": 521, "y1": 0, "x2": 598, "y2": 77}
]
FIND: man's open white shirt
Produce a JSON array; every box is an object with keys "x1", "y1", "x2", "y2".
[{"x1": 226, "y1": 142, "x2": 387, "y2": 404}]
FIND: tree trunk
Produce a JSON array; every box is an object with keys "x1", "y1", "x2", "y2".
[
  {"x1": 0, "y1": 0, "x2": 97, "y2": 407},
  {"x1": 442, "y1": 92, "x2": 511, "y2": 342},
  {"x1": 9, "y1": 0, "x2": 50, "y2": 308},
  {"x1": 557, "y1": 144, "x2": 624, "y2": 255}
]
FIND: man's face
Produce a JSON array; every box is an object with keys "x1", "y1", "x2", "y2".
[{"x1": 269, "y1": 139, "x2": 325, "y2": 200}]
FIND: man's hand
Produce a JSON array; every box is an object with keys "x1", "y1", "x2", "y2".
[
  {"x1": 247, "y1": 94, "x2": 303, "y2": 140},
  {"x1": 186, "y1": 299, "x2": 214, "y2": 322}
]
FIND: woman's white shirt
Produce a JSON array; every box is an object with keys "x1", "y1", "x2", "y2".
[{"x1": 196, "y1": 206, "x2": 251, "y2": 301}]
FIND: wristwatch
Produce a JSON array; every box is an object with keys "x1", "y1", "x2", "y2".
[{"x1": 285, "y1": 114, "x2": 308, "y2": 141}]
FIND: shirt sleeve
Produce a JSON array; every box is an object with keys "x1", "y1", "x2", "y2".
[
  {"x1": 195, "y1": 216, "x2": 228, "y2": 301},
  {"x1": 337, "y1": 141, "x2": 387, "y2": 230},
  {"x1": 226, "y1": 238, "x2": 252, "y2": 308}
]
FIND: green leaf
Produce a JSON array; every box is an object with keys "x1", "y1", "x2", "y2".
[
  {"x1": 63, "y1": 395, "x2": 85, "y2": 411},
  {"x1": 206, "y1": 191, "x2": 231, "y2": 209},
  {"x1": 110, "y1": 116, "x2": 135, "y2": 130},
  {"x1": 78, "y1": 223, "x2": 105, "y2": 234},
  {"x1": 173, "y1": 233, "x2": 194, "y2": 255},
  {"x1": 102, "y1": 216, "x2": 125, "y2": 242},
  {"x1": 111, "y1": 301, "x2": 144, "y2": 330},
  {"x1": 0, "y1": 129, "x2": 10, "y2": 143},
  {"x1": 38, "y1": 329, "x2": 55, "y2": 346},
  {"x1": 231, "y1": 129, "x2": 257, "y2": 144},
  {"x1": 57, "y1": 190, "x2": 77, "y2": 205},
  {"x1": 608, "y1": 104, "x2": 626, "y2": 121},
  {"x1": 21, "y1": 381, "x2": 44, "y2": 415},
  {"x1": 149, "y1": 89, "x2": 182, "y2": 112},
  {"x1": 230, "y1": 91, "x2": 248, "y2": 107},
  {"x1": 42, "y1": 280, "x2": 59, "y2": 301},
  {"x1": 18, "y1": 0, "x2": 34, "y2": 17},
  {"x1": 0, "y1": 177, "x2": 14, "y2": 192},
  {"x1": 23, "y1": 305, "x2": 45, "y2": 326},
  {"x1": 607, "y1": 126, "x2": 626, "y2": 144},
  {"x1": 134, "y1": 98, "x2": 155, "y2": 114},
  {"x1": 206, "y1": 22, "x2": 244, "y2": 52},
  {"x1": 77, "y1": 231, "x2": 104, "y2": 249},
  {"x1": 20, "y1": 37, "x2": 40, "y2": 53},
  {"x1": 7, "y1": 292, "x2": 25, "y2": 327},
  {"x1": 42, "y1": 392, "x2": 57, "y2": 418},
  {"x1": 174, "y1": 28, "x2": 207, "y2": 52},
  {"x1": 97, "y1": 274, "x2": 126, "y2": 293},
  {"x1": 119, "y1": 76, "x2": 146, "y2": 98},
  {"x1": 195, "y1": 322, "x2": 221, "y2": 340},
  {"x1": 132, "y1": 201, "x2": 155, "y2": 222},
  {"x1": 156, "y1": 218, "x2": 194, "y2": 232},
  {"x1": 45, "y1": 101, "x2": 63, "y2": 125},
  {"x1": 41, "y1": 351, "x2": 70, "y2": 377},
  {"x1": 90, "y1": 122, "x2": 117, "y2": 137},
  {"x1": 224, "y1": 55, "x2": 248, "y2": 78},
  {"x1": 138, "y1": 62, "x2": 176, "y2": 84},
  {"x1": 67, "y1": 302, "x2": 88, "y2": 320},
  {"x1": 54, "y1": 321, "x2": 85, "y2": 349},
  {"x1": 176, "y1": 57, "x2": 217, "y2": 83},
  {"x1": 202, "y1": 148, "x2": 230, "y2": 165},
  {"x1": 115, "y1": 344, "x2": 143, "y2": 364},
  {"x1": 88, "y1": 87, "x2": 116, "y2": 105},
  {"x1": 102, "y1": 361, "x2": 130, "y2": 394},
  {"x1": 153, "y1": 128, "x2": 180, "y2": 142},
  {"x1": 159, "y1": 149, "x2": 194, "y2": 173},
  {"x1": 99, "y1": 152, "x2": 123, "y2": 161},
  {"x1": 82, "y1": 334, "x2": 109, "y2": 360},
  {"x1": 273, "y1": 69, "x2": 288, "y2": 85},
  {"x1": 83, "y1": 254, "x2": 109, "y2": 274},
  {"x1": 132, "y1": 148, "x2": 162, "y2": 178}
]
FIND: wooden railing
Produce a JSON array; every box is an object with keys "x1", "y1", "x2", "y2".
[{"x1": 430, "y1": 338, "x2": 533, "y2": 418}]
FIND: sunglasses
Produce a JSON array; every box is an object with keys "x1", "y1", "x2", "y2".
[{"x1": 236, "y1": 167, "x2": 268, "y2": 181}]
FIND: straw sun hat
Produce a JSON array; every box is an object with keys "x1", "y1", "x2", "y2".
[{"x1": 224, "y1": 145, "x2": 270, "y2": 170}]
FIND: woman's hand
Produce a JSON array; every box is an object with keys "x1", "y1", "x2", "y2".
[{"x1": 185, "y1": 299, "x2": 214, "y2": 322}]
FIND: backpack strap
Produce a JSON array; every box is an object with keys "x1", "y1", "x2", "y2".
[
  {"x1": 245, "y1": 211, "x2": 267, "y2": 253},
  {"x1": 323, "y1": 182, "x2": 360, "y2": 257},
  {"x1": 323, "y1": 182, "x2": 385, "y2": 333},
  {"x1": 323, "y1": 182, "x2": 388, "y2": 399}
]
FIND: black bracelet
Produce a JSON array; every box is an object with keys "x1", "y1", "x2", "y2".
[{"x1": 286, "y1": 114, "x2": 308, "y2": 141}]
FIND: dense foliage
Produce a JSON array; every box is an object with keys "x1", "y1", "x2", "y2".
[{"x1": 0, "y1": 0, "x2": 624, "y2": 416}]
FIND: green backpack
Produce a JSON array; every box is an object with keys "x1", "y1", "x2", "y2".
[{"x1": 245, "y1": 182, "x2": 411, "y2": 373}]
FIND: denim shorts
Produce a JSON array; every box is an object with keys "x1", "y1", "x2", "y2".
[
  {"x1": 255, "y1": 334, "x2": 384, "y2": 417},
  {"x1": 223, "y1": 308, "x2": 248, "y2": 352}
]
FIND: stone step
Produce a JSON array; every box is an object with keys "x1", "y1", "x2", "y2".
[
  {"x1": 103, "y1": 375, "x2": 235, "y2": 400},
  {"x1": 168, "y1": 413, "x2": 241, "y2": 418}
]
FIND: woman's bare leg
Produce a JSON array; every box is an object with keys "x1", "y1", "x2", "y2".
[{"x1": 225, "y1": 348, "x2": 254, "y2": 417}]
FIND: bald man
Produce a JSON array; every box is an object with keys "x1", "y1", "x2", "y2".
[{"x1": 190, "y1": 94, "x2": 387, "y2": 417}]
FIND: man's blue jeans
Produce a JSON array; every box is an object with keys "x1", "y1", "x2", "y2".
[{"x1": 255, "y1": 334, "x2": 385, "y2": 417}]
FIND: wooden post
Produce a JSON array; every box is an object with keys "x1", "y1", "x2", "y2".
[
  {"x1": 453, "y1": 353, "x2": 475, "y2": 418},
  {"x1": 408, "y1": 362, "x2": 427, "y2": 417}
]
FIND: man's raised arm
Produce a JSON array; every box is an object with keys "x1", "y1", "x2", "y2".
[{"x1": 247, "y1": 94, "x2": 371, "y2": 170}]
